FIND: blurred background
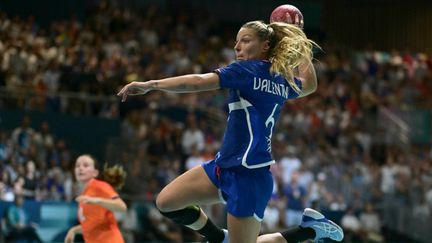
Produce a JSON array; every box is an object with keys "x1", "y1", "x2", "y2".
[{"x1": 0, "y1": 0, "x2": 431, "y2": 242}]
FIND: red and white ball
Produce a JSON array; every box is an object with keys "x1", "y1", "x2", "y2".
[{"x1": 270, "y1": 4, "x2": 304, "y2": 28}]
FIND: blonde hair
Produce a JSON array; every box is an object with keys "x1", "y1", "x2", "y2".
[{"x1": 242, "y1": 21, "x2": 319, "y2": 94}]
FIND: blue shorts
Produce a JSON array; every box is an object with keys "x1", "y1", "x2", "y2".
[{"x1": 202, "y1": 160, "x2": 273, "y2": 221}]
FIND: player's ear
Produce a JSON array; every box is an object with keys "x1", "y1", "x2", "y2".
[{"x1": 262, "y1": 40, "x2": 270, "y2": 52}]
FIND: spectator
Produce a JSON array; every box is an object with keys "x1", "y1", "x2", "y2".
[
  {"x1": 48, "y1": 139, "x2": 71, "y2": 169},
  {"x1": 341, "y1": 207, "x2": 362, "y2": 242},
  {"x1": 11, "y1": 116, "x2": 34, "y2": 161},
  {"x1": 13, "y1": 175, "x2": 29, "y2": 198},
  {"x1": 181, "y1": 114, "x2": 205, "y2": 155},
  {"x1": 360, "y1": 202, "x2": 384, "y2": 242},
  {"x1": 0, "y1": 170, "x2": 14, "y2": 202},
  {"x1": 279, "y1": 145, "x2": 302, "y2": 185},
  {"x1": 283, "y1": 172, "x2": 307, "y2": 227},
  {"x1": 0, "y1": 131, "x2": 12, "y2": 162},
  {"x1": 3, "y1": 195, "x2": 42, "y2": 242},
  {"x1": 185, "y1": 145, "x2": 206, "y2": 170},
  {"x1": 33, "y1": 121, "x2": 54, "y2": 166},
  {"x1": 45, "y1": 168, "x2": 65, "y2": 201},
  {"x1": 23, "y1": 160, "x2": 38, "y2": 200},
  {"x1": 262, "y1": 197, "x2": 284, "y2": 234},
  {"x1": 412, "y1": 195, "x2": 430, "y2": 222},
  {"x1": 116, "y1": 200, "x2": 139, "y2": 243}
]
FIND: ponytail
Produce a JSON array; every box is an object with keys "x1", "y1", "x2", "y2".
[
  {"x1": 99, "y1": 164, "x2": 127, "y2": 189},
  {"x1": 241, "y1": 21, "x2": 319, "y2": 95},
  {"x1": 268, "y1": 22, "x2": 318, "y2": 94}
]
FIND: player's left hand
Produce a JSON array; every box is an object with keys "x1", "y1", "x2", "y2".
[{"x1": 76, "y1": 195, "x2": 101, "y2": 204}]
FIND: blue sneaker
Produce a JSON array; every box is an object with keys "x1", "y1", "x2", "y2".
[{"x1": 300, "y1": 208, "x2": 344, "y2": 242}]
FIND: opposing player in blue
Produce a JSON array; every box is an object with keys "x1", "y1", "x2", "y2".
[{"x1": 118, "y1": 20, "x2": 343, "y2": 243}]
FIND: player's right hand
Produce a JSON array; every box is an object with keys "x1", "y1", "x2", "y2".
[{"x1": 117, "y1": 81, "x2": 151, "y2": 102}]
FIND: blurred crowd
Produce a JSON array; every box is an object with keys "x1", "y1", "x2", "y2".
[{"x1": 1, "y1": 1, "x2": 432, "y2": 242}]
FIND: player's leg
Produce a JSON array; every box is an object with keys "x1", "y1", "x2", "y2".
[
  {"x1": 156, "y1": 165, "x2": 220, "y2": 211},
  {"x1": 257, "y1": 232, "x2": 286, "y2": 243},
  {"x1": 156, "y1": 163, "x2": 225, "y2": 243},
  {"x1": 227, "y1": 214, "x2": 261, "y2": 243}
]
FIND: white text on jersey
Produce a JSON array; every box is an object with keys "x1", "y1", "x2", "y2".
[{"x1": 253, "y1": 77, "x2": 289, "y2": 99}]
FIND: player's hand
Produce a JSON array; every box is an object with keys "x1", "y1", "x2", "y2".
[
  {"x1": 117, "y1": 81, "x2": 151, "y2": 102},
  {"x1": 64, "y1": 229, "x2": 75, "y2": 243},
  {"x1": 76, "y1": 195, "x2": 101, "y2": 204}
]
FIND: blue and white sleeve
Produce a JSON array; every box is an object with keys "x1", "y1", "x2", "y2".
[{"x1": 215, "y1": 62, "x2": 248, "y2": 90}]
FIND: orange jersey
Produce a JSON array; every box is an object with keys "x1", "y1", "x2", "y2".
[{"x1": 78, "y1": 179, "x2": 124, "y2": 243}]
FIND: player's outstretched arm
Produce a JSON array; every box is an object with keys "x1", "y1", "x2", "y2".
[
  {"x1": 117, "y1": 73, "x2": 220, "y2": 101},
  {"x1": 76, "y1": 196, "x2": 127, "y2": 212},
  {"x1": 297, "y1": 58, "x2": 317, "y2": 97}
]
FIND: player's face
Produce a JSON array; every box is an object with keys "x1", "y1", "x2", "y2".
[
  {"x1": 234, "y1": 27, "x2": 269, "y2": 60},
  {"x1": 75, "y1": 155, "x2": 99, "y2": 183}
]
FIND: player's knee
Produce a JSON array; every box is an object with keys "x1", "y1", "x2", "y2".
[
  {"x1": 155, "y1": 193, "x2": 173, "y2": 212},
  {"x1": 257, "y1": 233, "x2": 286, "y2": 243}
]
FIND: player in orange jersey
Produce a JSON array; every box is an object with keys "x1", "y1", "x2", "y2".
[{"x1": 64, "y1": 154, "x2": 127, "y2": 243}]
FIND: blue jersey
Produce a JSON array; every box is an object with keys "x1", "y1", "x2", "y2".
[{"x1": 215, "y1": 60, "x2": 302, "y2": 169}]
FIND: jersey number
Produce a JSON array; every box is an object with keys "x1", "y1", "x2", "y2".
[{"x1": 265, "y1": 104, "x2": 278, "y2": 152}]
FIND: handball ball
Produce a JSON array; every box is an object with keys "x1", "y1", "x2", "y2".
[{"x1": 270, "y1": 4, "x2": 304, "y2": 28}]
